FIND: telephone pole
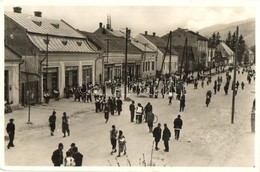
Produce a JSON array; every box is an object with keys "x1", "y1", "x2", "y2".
[
  {"x1": 124, "y1": 28, "x2": 130, "y2": 100},
  {"x1": 231, "y1": 26, "x2": 239, "y2": 124}
]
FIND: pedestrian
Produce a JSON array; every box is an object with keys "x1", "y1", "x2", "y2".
[
  {"x1": 241, "y1": 81, "x2": 245, "y2": 90},
  {"x1": 62, "y1": 112, "x2": 70, "y2": 137},
  {"x1": 205, "y1": 93, "x2": 211, "y2": 107},
  {"x1": 144, "y1": 102, "x2": 153, "y2": 122},
  {"x1": 110, "y1": 97, "x2": 116, "y2": 115},
  {"x1": 213, "y1": 80, "x2": 217, "y2": 94},
  {"x1": 236, "y1": 81, "x2": 240, "y2": 89},
  {"x1": 6, "y1": 118, "x2": 15, "y2": 149},
  {"x1": 72, "y1": 147, "x2": 83, "y2": 166},
  {"x1": 104, "y1": 103, "x2": 110, "y2": 123},
  {"x1": 136, "y1": 103, "x2": 143, "y2": 124},
  {"x1": 117, "y1": 130, "x2": 126, "y2": 157},
  {"x1": 217, "y1": 81, "x2": 221, "y2": 92},
  {"x1": 129, "y1": 101, "x2": 135, "y2": 122},
  {"x1": 147, "y1": 111, "x2": 155, "y2": 133},
  {"x1": 95, "y1": 96, "x2": 100, "y2": 113},
  {"x1": 64, "y1": 151, "x2": 75, "y2": 166},
  {"x1": 86, "y1": 89, "x2": 92, "y2": 102},
  {"x1": 173, "y1": 115, "x2": 183, "y2": 140},
  {"x1": 110, "y1": 125, "x2": 118, "y2": 155},
  {"x1": 67, "y1": 143, "x2": 77, "y2": 157},
  {"x1": 168, "y1": 91, "x2": 173, "y2": 105},
  {"x1": 201, "y1": 80, "x2": 204, "y2": 88},
  {"x1": 153, "y1": 123, "x2": 162, "y2": 151},
  {"x1": 116, "y1": 97, "x2": 123, "y2": 115},
  {"x1": 162, "y1": 124, "x2": 171, "y2": 152},
  {"x1": 179, "y1": 94, "x2": 185, "y2": 112},
  {"x1": 49, "y1": 111, "x2": 56, "y2": 136},
  {"x1": 51, "y1": 143, "x2": 64, "y2": 166}
]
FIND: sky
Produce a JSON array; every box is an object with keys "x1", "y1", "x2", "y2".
[{"x1": 3, "y1": 1, "x2": 256, "y2": 37}]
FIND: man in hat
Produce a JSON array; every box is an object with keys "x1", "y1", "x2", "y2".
[
  {"x1": 162, "y1": 123, "x2": 171, "y2": 152},
  {"x1": 62, "y1": 112, "x2": 70, "y2": 137},
  {"x1": 51, "y1": 143, "x2": 64, "y2": 166},
  {"x1": 173, "y1": 114, "x2": 183, "y2": 140},
  {"x1": 67, "y1": 143, "x2": 78, "y2": 157},
  {"x1": 153, "y1": 123, "x2": 162, "y2": 151},
  {"x1": 110, "y1": 125, "x2": 118, "y2": 155},
  {"x1": 6, "y1": 118, "x2": 15, "y2": 149},
  {"x1": 49, "y1": 111, "x2": 56, "y2": 136}
]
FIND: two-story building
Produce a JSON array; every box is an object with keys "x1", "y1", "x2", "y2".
[
  {"x1": 162, "y1": 28, "x2": 208, "y2": 71},
  {"x1": 5, "y1": 7, "x2": 99, "y2": 104},
  {"x1": 135, "y1": 31, "x2": 179, "y2": 76}
]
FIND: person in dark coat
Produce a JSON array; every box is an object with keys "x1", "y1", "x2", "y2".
[
  {"x1": 179, "y1": 94, "x2": 185, "y2": 112},
  {"x1": 162, "y1": 123, "x2": 171, "y2": 152},
  {"x1": 52, "y1": 143, "x2": 64, "y2": 166},
  {"x1": 95, "y1": 96, "x2": 100, "y2": 113},
  {"x1": 104, "y1": 103, "x2": 110, "y2": 123},
  {"x1": 67, "y1": 143, "x2": 77, "y2": 157},
  {"x1": 6, "y1": 118, "x2": 15, "y2": 149},
  {"x1": 241, "y1": 81, "x2": 245, "y2": 90},
  {"x1": 173, "y1": 115, "x2": 183, "y2": 140},
  {"x1": 144, "y1": 102, "x2": 153, "y2": 122},
  {"x1": 116, "y1": 97, "x2": 123, "y2": 115},
  {"x1": 129, "y1": 101, "x2": 135, "y2": 122},
  {"x1": 72, "y1": 147, "x2": 83, "y2": 166},
  {"x1": 146, "y1": 112, "x2": 154, "y2": 133},
  {"x1": 110, "y1": 125, "x2": 118, "y2": 155},
  {"x1": 110, "y1": 97, "x2": 116, "y2": 115},
  {"x1": 153, "y1": 123, "x2": 162, "y2": 151},
  {"x1": 49, "y1": 111, "x2": 56, "y2": 136},
  {"x1": 62, "y1": 112, "x2": 70, "y2": 137}
]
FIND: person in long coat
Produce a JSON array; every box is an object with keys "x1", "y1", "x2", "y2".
[
  {"x1": 104, "y1": 103, "x2": 110, "y2": 123},
  {"x1": 52, "y1": 143, "x2": 64, "y2": 166},
  {"x1": 72, "y1": 147, "x2": 83, "y2": 166},
  {"x1": 144, "y1": 102, "x2": 153, "y2": 122},
  {"x1": 110, "y1": 125, "x2": 118, "y2": 155},
  {"x1": 147, "y1": 111, "x2": 154, "y2": 133},
  {"x1": 116, "y1": 97, "x2": 123, "y2": 115},
  {"x1": 162, "y1": 123, "x2": 171, "y2": 152},
  {"x1": 117, "y1": 130, "x2": 126, "y2": 157},
  {"x1": 62, "y1": 112, "x2": 70, "y2": 137},
  {"x1": 179, "y1": 94, "x2": 185, "y2": 112},
  {"x1": 153, "y1": 123, "x2": 162, "y2": 151},
  {"x1": 6, "y1": 118, "x2": 15, "y2": 149},
  {"x1": 129, "y1": 101, "x2": 135, "y2": 122},
  {"x1": 110, "y1": 97, "x2": 116, "y2": 115},
  {"x1": 49, "y1": 111, "x2": 56, "y2": 136},
  {"x1": 173, "y1": 115, "x2": 183, "y2": 140}
]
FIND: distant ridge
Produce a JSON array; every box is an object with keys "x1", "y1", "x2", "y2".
[{"x1": 198, "y1": 18, "x2": 255, "y2": 47}]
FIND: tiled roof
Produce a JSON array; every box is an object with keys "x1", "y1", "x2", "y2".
[
  {"x1": 216, "y1": 42, "x2": 234, "y2": 57},
  {"x1": 142, "y1": 34, "x2": 178, "y2": 55},
  {"x1": 5, "y1": 11, "x2": 85, "y2": 38},
  {"x1": 28, "y1": 33, "x2": 95, "y2": 53},
  {"x1": 82, "y1": 31, "x2": 142, "y2": 54}
]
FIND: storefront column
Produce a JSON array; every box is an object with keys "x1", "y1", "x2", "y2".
[
  {"x1": 92, "y1": 61, "x2": 95, "y2": 84},
  {"x1": 78, "y1": 61, "x2": 83, "y2": 85},
  {"x1": 59, "y1": 62, "x2": 65, "y2": 98}
]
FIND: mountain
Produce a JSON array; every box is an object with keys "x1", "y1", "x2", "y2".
[{"x1": 198, "y1": 18, "x2": 255, "y2": 47}]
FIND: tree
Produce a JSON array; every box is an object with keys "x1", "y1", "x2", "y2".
[
  {"x1": 225, "y1": 31, "x2": 232, "y2": 48},
  {"x1": 216, "y1": 32, "x2": 221, "y2": 45},
  {"x1": 237, "y1": 34, "x2": 246, "y2": 64}
]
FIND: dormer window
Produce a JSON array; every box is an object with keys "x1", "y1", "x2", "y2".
[
  {"x1": 32, "y1": 20, "x2": 42, "y2": 26},
  {"x1": 76, "y1": 41, "x2": 82, "y2": 46},
  {"x1": 51, "y1": 23, "x2": 59, "y2": 29},
  {"x1": 62, "y1": 40, "x2": 68, "y2": 45}
]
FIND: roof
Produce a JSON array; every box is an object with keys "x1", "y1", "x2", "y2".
[
  {"x1": 173, "y1": 46, "x2": 196, "y2": 61},
  {"x1": 164, "y1": 28, "x2": 208, "y2": 41},
  {"x1": 5, "y1": 11, "x2": 85, "y2": 38},
  {"x1": 142, "y1": 34, "x2": 178, "y2": 55},
  {"x1": 5, "y1": 45, "x2": 22, "y2": 61},
  {"x1": 215, "y1": 42, "x2": 234, "y2": 57},
  {"x1": 28, "y1": 33, "x2": 95, "y2": 53},
  {"x1": 82, "y1": 31, "x2": 142, "y2": 54}
]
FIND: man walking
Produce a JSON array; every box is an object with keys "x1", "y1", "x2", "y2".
[
  {"x1": 147, "y1": 111, "x2": 155, "y2": 133},
  {"x1": 116, "y1": 97, "x2": 123, "y2": 115},
  {"x1": 110, "y1": 125, "x2": 118, "y2": 155},
  {"x1": 144, "y1": 102, "x2": 153, "y2": 122},
  {"x1": 49, "y1": 111, "x2": 56, "y2": 136},
  {"x1": 129, "y1": 101, "x2": 135, "y2": 122},
  {"x1": 173, "y1": 115, "x2": 183, "y2": 140},
  {"x1": 62, "y1": 112, "x2": 70, "y2": 137},
  {"x1": 51, "y1": 143, "x2": 64, "y2": 166},
  {"x1": 162, "y1": 123, "x2": 171, "y2": 152},
  {"x1": 6, "y1": 118, "x2": 15, "y2": 149},
  {"x1": 153, "y1": 123, "x2": 162, "y2": 151}
]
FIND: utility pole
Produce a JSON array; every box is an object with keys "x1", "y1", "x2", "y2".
[
  {"x1": 231, "y1": 26, "x2": 239, "y2": 124},
  {"x1": 124, "y1": 28, "x2": 130, "y2": 100},
  {"x1": 169, "y1": 31, "x2": 172, "y2": 74},
  {"x1": 45, "y1": 34, "x2": 49, "y2": 90},
  {"x1": 180, "y1": 37, "x2": 187, "y2": 81}
]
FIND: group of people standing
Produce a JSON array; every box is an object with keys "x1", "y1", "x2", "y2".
[
  {"x1": 110, "y1": 125, "x2": 127, "y2": 157},
  {"x1": 49, "y1": 111, "x2": 70, "y2": 138}
]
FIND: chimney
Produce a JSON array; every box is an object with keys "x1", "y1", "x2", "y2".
[
  {"x1": 145, "y1": 31, "x2": 148, "y2": 35},
  {"x1": 99, "y1": 22, "x2": 102, "y2": 28},
  {"x1": 34, "y1": 11, "x2": 42, "y2": 17},
  {"x1": 153, "y1": 32, "x2": 156, "y2": 36},
  {"x1": 13, "y1": 7, "x2": 22, "y2": 13}
]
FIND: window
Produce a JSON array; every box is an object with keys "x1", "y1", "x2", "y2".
[
  {"x1": 146, "y1": 62, "x2": 148, "y2": 71},
  {"x1": 152, "y1": 61, "x2": 155, "y2": 70},
  {"x1": 143, "y1": 62, "x2": 145, "y2": 72},
  {"x1": 32, "y1": 20, "x2": 42, "y2": 26},
  {"x1": 148, "y1": 61, "x2": 150, "y2": 71},
  {"x1": 51, "y1": 23, "x2": 60, "y2": 29}
]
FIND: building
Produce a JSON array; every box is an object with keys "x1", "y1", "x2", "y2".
[
  {"x1": 5, "y1": 7, "x2": 99, "y2": 103},
  {"x1": 214, "y1": 41, "x2": 234, "y2": 66},
  {"x1": 135, "y1": 31, "x2": 179, "y2": 76},
  {"x1": 162, "y1": 28, "x2": 208, "y2": 71},
  {"x1": 81, "y1": 23, "x2": 143, "y2": 82},
  {"x1": 4, "y1": 45, "x2": 22, "y2": 107}
]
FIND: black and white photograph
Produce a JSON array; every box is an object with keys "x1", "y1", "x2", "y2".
[{"x1": 1, "y1": 0, "x2": 258, "y2": 171}]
